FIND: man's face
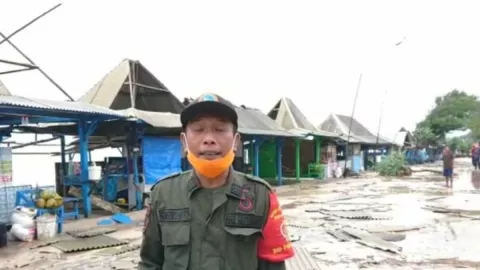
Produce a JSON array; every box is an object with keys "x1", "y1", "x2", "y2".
[{"x1": 182, "y1": 115, "x2": 239, "y2": 160}]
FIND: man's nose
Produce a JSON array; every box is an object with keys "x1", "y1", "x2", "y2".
[{"x1": 202, "y1": 133, "x2": 217, "y2": 145}]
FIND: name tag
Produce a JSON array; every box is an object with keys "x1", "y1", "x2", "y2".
[
  {"x1": 225, "y1": 213, "x2": 263, "y2": 228},
  {"x1": 158, "y1": 208, "x2": 191, "y2": 222}
]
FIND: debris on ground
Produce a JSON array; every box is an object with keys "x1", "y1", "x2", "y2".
[{"x1": 2, "y1": 159, "x2": 480, "y2": 269}]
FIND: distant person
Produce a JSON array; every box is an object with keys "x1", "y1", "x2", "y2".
[
  {"x1": 475, "y1": 143, "x2": 480, "y2": 169},
  {"x1": 442, "y1": 146, "x2": 454, "y2": 188},
  {"x1": 472, "y1": 143, "x2": 479, "y2": 169}
]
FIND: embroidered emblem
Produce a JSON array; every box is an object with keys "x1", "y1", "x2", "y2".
[{"x1": 238, "y1": 185, "x2": 254, "y2": 212}]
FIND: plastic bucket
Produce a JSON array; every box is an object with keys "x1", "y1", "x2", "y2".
[
  {"x1": 0, "y1": 223, "x2": 6, "y2": 248},
  {"x1": 88, "y1": 166, "x2": 102, "y2": 181},
  {"x1": 36, "y1": 215, "x2": 57, "y2": 240}
]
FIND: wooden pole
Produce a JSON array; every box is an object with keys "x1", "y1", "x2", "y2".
[
  {"x1": 343, "y1": 73, "x2": 362, "y2": 177},
  {"x1": 295, "y1": 139, "x2": 301, "y2": 180}
]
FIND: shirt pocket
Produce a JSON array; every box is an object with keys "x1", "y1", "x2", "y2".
[
  {"x1": 160, "y1": 222, "x2": 191, "y2": 270},
  {"x1": 223, "y1": 226, "x2": 262, "y2": 270}
]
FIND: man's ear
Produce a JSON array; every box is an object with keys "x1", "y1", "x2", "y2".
[
  {"x1": 233, "y1": 133, "x2": 241, "y2": 152},
  {"x1": 180, "y1": 132, "x2": 187, "y2": 155}
]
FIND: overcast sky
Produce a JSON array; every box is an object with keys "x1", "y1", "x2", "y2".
[{"x1": 0, "y1": 0, "x2": 479, "y2": 140}]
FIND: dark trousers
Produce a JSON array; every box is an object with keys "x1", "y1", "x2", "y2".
[{"x1": 473, "y1": 157, "x2": 479, "y2": 169}]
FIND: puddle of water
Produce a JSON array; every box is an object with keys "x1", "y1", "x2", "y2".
[
  {"x1": 399, "y1": 220, "x2": 480, "y2": 262},
  {"x1": 451, "y1": 171, "x2": 480, "y2": 192}
]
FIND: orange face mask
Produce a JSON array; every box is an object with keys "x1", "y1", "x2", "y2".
[{"x1": 183, "y1": 134, "x2": 237, "y2": 179}]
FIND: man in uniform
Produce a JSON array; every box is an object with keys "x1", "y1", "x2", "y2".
[{"x1": 139, "y1": 93, "x2": 294, "y2": 270}]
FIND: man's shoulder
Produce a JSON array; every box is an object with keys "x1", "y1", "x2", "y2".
[
  {"x1": 150, "y1": 171, "x2": 191, "y2": 192},
  {"x1": 234, "y1": 171, "x2": 273, "y2": 190}
]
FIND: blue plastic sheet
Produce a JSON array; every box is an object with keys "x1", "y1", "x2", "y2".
[
  {"x1": 142, "y1": 137, "x2": 182, "y2": 185},
  {"x1": 352, "y1": 155, "x2": 362, "y2": 173},
  {"x1": 405, "y1": 149, "x2": 431, "y2": 164}
]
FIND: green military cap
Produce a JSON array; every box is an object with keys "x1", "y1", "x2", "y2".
[{"x1": 181, "y1": 93, "x2": 238, "y2": 128}]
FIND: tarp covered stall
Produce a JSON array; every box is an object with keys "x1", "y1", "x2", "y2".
[{"x1": 142, "y1": 136, "x2": 182, "y2": 191}]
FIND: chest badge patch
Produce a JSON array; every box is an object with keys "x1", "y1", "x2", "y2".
[{"x1": 238, "y1": 185, "x2": 254, "y2": 212}]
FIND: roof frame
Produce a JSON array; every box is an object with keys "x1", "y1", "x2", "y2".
[
  {"x1": 0, "y1": 3, "x2": 73, "y2": 100},
  {"x1": 268, "y1": 97, "x2": 340, "y2": 139}
]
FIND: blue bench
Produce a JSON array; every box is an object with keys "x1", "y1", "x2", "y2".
[{"x1": 62, "y1": 197, "x2": 79, "y2": 220}]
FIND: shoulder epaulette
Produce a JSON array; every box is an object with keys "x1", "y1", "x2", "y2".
[
  {"x1": 150, "y1": 171, "x2": 189, "y2": 191},
  {"x1": 237, "y1": 172, "x2": 273, "y2": 190}
]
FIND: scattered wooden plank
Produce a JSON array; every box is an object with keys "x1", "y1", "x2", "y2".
[{"x1": 68, "y1": 186, "x2": 124, "y2": 214}]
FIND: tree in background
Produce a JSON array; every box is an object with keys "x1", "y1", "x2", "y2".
[
  {"x1": 468, "y1": 101, "x2": 480, "y2": 140},
  {"x1": 413, "y1": 126, "x2": 437, "y2": 147},
  {"x1": 415, "y1": 89, "x2": 478, "y2": 144},
  {"x1": 447, "y1": 136, "x2": 472, "y2": 155}
]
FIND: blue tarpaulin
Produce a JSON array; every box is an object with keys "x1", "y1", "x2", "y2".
[
  {"x1": 405, "y1": 149, "x2": 429, "y2": 164},
  {"x1": 142, "y1": 136, "x2": 182, "y2": 185},
  {"x1": 352, "y1": 155, "x2": 362, "y2": 173}
]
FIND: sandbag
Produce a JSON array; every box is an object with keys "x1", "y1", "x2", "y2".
[
  {"x1": 11, "y1": 211, "x2": 35, "y2": 229},
  {"x1": 10, "y1": 224, "x2": 35, "y2": 242},
  {"x1": 16, "y1": 206, "x2": 37, "y2": 218}
]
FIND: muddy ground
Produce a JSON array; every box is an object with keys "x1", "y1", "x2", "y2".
[
  {"x1": 2, "y1": 158, "x2": 480, "y2": 269},
  {"x1": 282, "y1": 158, "x2": 480, "y2": 269}
]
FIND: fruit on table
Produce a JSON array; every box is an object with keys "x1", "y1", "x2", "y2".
[
  {"x1": 46, "y1": 198, "x2": 56, "y2": 208},
  {"x1": 36, "y1": 190, "x2": 64, "y2": 208},
  {"x1": 35, "y1": 198, "x2": 45, "y2": 208}
]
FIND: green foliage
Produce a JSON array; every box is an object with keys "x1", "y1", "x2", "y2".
[
  {"x1": 413, "y1": 126, "x2": 437, "y2": 147},
  {"x1": 419, "y1": 90, "x2": 478, "y2": 138},
  {"x1": 377, "y1": 152, "x2": 407, "y2": 176},
  {"x1": 468, "y1": 102, "x2": 480, "y2": 140},
  {"x1": 447, "y1": 136, "x2": 473, "y2": 154}
]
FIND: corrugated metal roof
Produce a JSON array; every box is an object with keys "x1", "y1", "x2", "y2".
[
  {"x1": 318, "y1": 114, "x2": 393, "y2": 145},
  {"x1": 284, "y1": 98, "x2": 318, "y2": 131},
  {"x1": 0, "y1": 80, "x2": 12, "y2": 96},
  {"x1": 393, "y1": 131, "x2": 408, "y2": 146},
  {"x1": 268, "y1": 97, "x2": 339, "y2": 139},
  {"x1": 78, "y1": 59, "x2": 185, "y2": 114},
  {"x1": 53, "y1": 235, "x2": 127, "y2": 253},
  {"x1": 117, "y1": 106, "x2": 297, "y2": 137},
  {"x1": 393, "y1": 129, "x2": 415, "y2": 147},
  {"x1": 286, "y1": 245, "x2": 322, "y2": 270},
  {"x1": 289, "y1": 127, "x2": 341, "y2": 138},
  {"x1": 0, "y1": 95, "x2": 126, "y2": 118},
  {"x1": 236, "y1": 106, "x2": 298, "y2": 137},
  {"x1": 118, "y1": 108, "x2": 181, "y2": 128}
]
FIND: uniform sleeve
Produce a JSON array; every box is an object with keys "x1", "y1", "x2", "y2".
[
  {"x1": 257, "y1": 190, "x2": 294, "y2": 270},
  {"x1": 138, "y1": 192, "x2": 164, "y2": 270}
]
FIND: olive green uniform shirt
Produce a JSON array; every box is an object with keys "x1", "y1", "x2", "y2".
[{"x1": 139, "y1": 170, "x2": 287, "y2": 270}]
